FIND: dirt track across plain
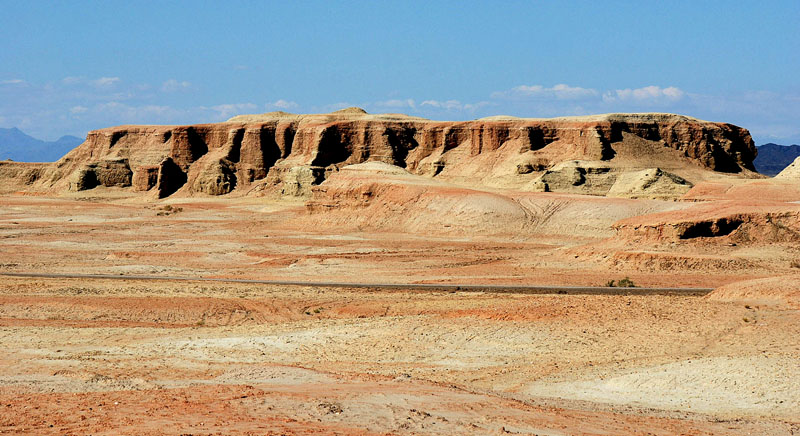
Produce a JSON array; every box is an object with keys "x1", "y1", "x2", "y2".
[{"x1": 0, "y1": 272, "x2": 714, "y2": 295}]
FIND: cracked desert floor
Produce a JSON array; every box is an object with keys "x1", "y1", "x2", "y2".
[{"x1": 1, "y1": 191, "x2": 799, "y2": 436}]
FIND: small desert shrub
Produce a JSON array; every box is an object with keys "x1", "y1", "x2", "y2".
[
  {"x1": 604, "y1": 277, "x2": 636, "y2": 288},
  {"x1": 790, "y1": 259, "x2": 800, "y2": 268},
  {"x1": 617, "y1": 277, "x2": 636, "y2": 288},
  {"x1": 156, "y1": 205, "x2": 183, "y2": 216}
]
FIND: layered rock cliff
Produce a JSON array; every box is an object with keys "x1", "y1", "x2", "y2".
[{"x1": 14, "y1": 109, "x2": 758, "y2": 198}]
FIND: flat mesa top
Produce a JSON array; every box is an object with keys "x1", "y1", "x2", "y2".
[{"x1": 225, "y1": 107, "x2": 708, "y2": 124}]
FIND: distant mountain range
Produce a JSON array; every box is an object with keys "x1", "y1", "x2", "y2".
[
  {"x1": 0, "y1": 127, "x2": 83, "y2": 162},
  {"x1": 754, "y1": 143, "x2": 800, "y2": 176}
]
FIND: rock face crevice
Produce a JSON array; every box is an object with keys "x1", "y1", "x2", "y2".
[
  {"x1": 156, "y1": 157, "x2": 186, "y2": 198},
  {"x1": 27, "y1": 111, "x2": 757, "y2": 197}
]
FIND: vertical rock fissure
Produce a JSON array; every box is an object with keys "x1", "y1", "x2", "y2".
[
  {"x1": 187, "y1": 127, "x2": 209, "y2": 163},
  {"x1": 227, "y1": 128, "x2": 244, "y2": 163},
  {"x1": 312, "y1": 125, "x2": 352, "y2": 167}
]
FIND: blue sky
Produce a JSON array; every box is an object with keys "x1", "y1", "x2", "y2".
[{"x1": 1, "y1": 1, "x2": 798, "y2": 144}]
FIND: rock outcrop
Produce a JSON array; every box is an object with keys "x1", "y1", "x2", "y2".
[
  {"x1": 191, "y1": 158, "x2": 237, "y2": 195},
  {"x1": 0, "y1": 161, "x2": 48, "y2": 194},
  {"x1": 132, "y1": 165, "x2": 159, "y2": 192},
  {"x1": 532, "y1": 163, "x2": 693, "y2": 198},
  {"x1": 775, "y1": 156, "x2": 800, "y2": 179},
  {"x1": 18, "y1": 110, "x2": 758, "y2": 198},
  {"x1": 67, "y1": 158, "x2": 132, "y2": 191},
  {"x1": 613, "y1": 202, "x2": 800, "y2": 244},
  {"x1": 606, "y1": 168, "x2": 693, "y2": 199}
]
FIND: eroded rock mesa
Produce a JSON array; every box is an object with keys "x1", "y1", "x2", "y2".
[{"x1": 13, "y1": 109, "x2": 758, "y2": 198}]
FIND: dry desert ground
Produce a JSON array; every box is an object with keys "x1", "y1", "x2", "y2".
[{"x1": 0, "y1": 190, "x2": 799, "y2": 436}]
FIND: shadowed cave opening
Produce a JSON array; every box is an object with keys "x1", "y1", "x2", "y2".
[
  {"x1": 312, "y1": 126, "x2": 352, "y2": 167},
  {"x1": 385, "y1": 127, "x2": 418, "y2": 167},
  {"x1": 186, "y1": 128, "x2": 209, "y2": 162},
  {"x1": 227, "y1": 128, "x2": 244, "y2": 163},
  {"x1": 157, "y1": 158, "x2": 187, "y2": 198},
  {"x1": 109, "y1": 131, "x2": 127, "y2": 148},
  {"x1": 679, "y1": 218, "x2": 743, "y2": 239}
]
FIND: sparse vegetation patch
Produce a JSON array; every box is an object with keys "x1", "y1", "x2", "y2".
[
  {"x1": 155, "y1": 204, "x2": 183, "y2": 216},
  {"x1": 604, "y1": 277, "x2": 636, "y2": 288}
]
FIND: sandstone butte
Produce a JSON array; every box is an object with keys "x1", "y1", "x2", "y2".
[{"x1": 0, "y1": 107, "x2": 759, "y2": 200}]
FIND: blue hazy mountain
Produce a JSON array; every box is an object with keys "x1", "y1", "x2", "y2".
[
  {"x1": 754, "y1": 143, "x2": 800, "y2": 176},
  {"x1": 0, "y1": 127, "x2": 83, "y2": 162}
]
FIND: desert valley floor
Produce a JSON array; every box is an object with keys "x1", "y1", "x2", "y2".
[{"x1": 1, "y1": 190, "x2": 799, "y2": 435}]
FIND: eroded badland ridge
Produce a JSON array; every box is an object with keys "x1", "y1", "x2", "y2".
[{"x1": 0, "y1": 109, "x2": 758, "y2": 199}]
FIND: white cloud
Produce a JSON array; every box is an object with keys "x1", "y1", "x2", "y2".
[
  {"x1": 265, "y1": 99, "x2": 299, "y2": 110},
  {"x1": 70, "y1": 106, "x2": 88, "y2": 114},
  {"x1": 61, "y1": 76, "x2": 83, "y2": 85},
  {"x1": 1, "y1": 79, "x2": 25, "y2": 85},
  {"x1": 419, "y1": 99, "x2": 491, "y2": 112},
  {"x1": 748, "y1": 124, "x2": 800, "y2": 142},
  {"x1": 662, "y1": 87, "x2": 684, "y2": 99},
  {"x1": 490, "y1": 83, "x2": 684, "y2": 108},
  {"x1": 320, "y1": 102, "x2": 355, "y2": 112},
  {"x1": 493, "y1": 84, "x2": 599, "y2": 100},
  {"x1": 208, "y1": 103, "x2": 258, "y2": 119},
  {"x1": 421, "y1": 99, "x2": 464, "y2": 110},
  {"x1": 373, "y1": 99, "x2": 416, "y2": 109},
  {"x1": 161, "y1": 79, "x2": 191, "y2": 92},
  {"x1": 603, "y1": 86, "x2": 685, "y2": 103},
  {"x1": 95, "y1": 101, "x2": 174, "y2": 119},
  {"x1": 463, "y1": 102, "x2": 491, "y2": 111},
  {"x1": 91, "y1": 77, "x2": 120, "y2": 88},
  {"x1": 60, "y1": 75, "x2": 122, "y2": 88}
]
